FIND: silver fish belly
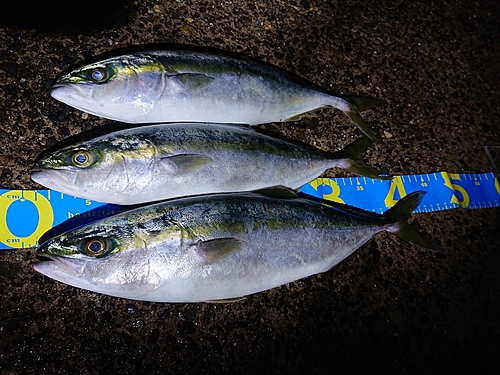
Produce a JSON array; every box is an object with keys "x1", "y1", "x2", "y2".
[
  {"x1": 31, "y1": 123, "x2": 388, "y2": 204},
  {"x1": 50, "y1": 50, "x2": 385, "y2": 143},
  {"x1": 33, "y1": 190, "x2": 436, "y2": 302}
]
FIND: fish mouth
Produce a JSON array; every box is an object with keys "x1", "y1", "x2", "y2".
[
  {"x1": 34, "y1": 251, "x2": 61, "y2": 267},
  {"x1": 31, "y1": 166, "x2": 130, "y2": 204},
  {"x1": 50, "y1": 83, "x2": 119, "y2": 121},
  {"x1": 33, "y1": 252, "x2": 86, "y2": 279},
  {"x1": 51, "y1": 82, "x2": 92, "y2": 98},
  {"x1": 35, "y1": 251, "x2": 55, "y2": 262},
  {"x1": 31, "y1": 167, "x2": 78, "y2": 189}
]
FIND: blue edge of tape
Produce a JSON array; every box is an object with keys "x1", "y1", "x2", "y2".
[{"x1": 1, "y1": 171, "x2": 499, "y2": 250}]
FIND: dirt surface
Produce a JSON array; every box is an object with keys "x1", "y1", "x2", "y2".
[{"x1": 1, "y1": 1, "x2": 499, "y2": 374}]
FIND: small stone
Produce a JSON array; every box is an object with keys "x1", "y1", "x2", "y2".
[
  {"x1": 182, "y1": 308, "x2": 196, "y2": 322},
  {"x1": 178, "y1": 320, "x2": 196, "y2": 335},
  {"x1": 125, "y1": 303, "x2": 138, "y2": 315},
  {"x1": 0, "y1": 155, "x2": 14, "y2": 165},
  {"x1": 81, "y1": 112, "x2": 89, "y2": 120},
  {"x1": 46, "y1": 136, "x2": 58, "y2": 148},
  {"x1": 181, "y1": 24, "x2": 197, "y2": 37},
  {"x1": 100, "y1": 311, "x2": 112, "y2": 323},
  {"x1": 132, "y1": 319, "x2": 145, "y2": 332},
  {"x1": 384, "y1": 130, "x2": 393, "y2": 138}
]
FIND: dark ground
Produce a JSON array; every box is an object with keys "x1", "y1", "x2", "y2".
[{"x1": 1, "y1": 1, "x2": 499, "y2": 374}]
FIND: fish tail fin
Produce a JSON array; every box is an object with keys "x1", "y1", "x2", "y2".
[
  {"x1": 332, "y1": 136, "x2": 392, "y2": 180},
  {"x1": 339, "y1": 96, "x2": 386, "y2": 144},
  {"x1": 343, "y1": 95, "x2": 386, "y2": 112},
  {"x1": 384, "y1": 192, "x2": 441, "y2": 251}
]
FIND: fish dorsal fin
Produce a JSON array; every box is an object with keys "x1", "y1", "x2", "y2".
[
  {"x1": 161, "y1": 154, "x2": 212, "y2": 173},
  {"x1": 198, "y1": 238, "x2": 243, "y2": 264},
  {"x1": 171, "y1": 73, "x2": 215, "y2": 91},
  {"x1": 252, "y1": 186, "x2": 300, "y2": 199}
]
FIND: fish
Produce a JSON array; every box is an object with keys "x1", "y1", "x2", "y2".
[
  {"x1": 30, "y1": 123, "x2": 390, "y2": 205},
  {"x1": 50, "y1": 50, "x2": 386, "y2": 143},
  {"x1": 33, "y1": 189, "x2": 438, "y2": 302}
]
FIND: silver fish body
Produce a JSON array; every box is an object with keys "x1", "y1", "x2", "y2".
[
  {"x1": 31, "y1": 123, "x2": 387, "y2": 204},
  {"x1": 34, "y1": 190, "x2": 436, "y2": 302},
  {"x1": 51, "y1": 50, "x2": 385, "y2": 143}
]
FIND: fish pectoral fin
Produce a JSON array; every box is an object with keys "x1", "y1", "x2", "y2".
[
  {"x1": 162, "y1": 154, "x2": 212, "y2": 174},
  {"x1": 199, "y1": 238, "x2": 242, "y2": 264},
  {"x1": 171, "y1": 73, "x2": 215, "y2": 91}
]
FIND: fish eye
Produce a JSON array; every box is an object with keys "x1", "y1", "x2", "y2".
[
  {"x1": 88, "y1": 67, "x2": 109, "y2": 83},
  {"x1": 71, "y1": 65, "x2": 115, "y2": 84},
  {"x1": 71, "y1": 150, "x2": 93, "y2": 168},
  {"x1": 83, "y1": 237, "x2": 108, "y2": 257},
  {"x1": 90, "y1": 68, "x2": 106, "y2": 82}
]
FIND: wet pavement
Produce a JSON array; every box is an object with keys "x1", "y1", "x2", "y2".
[{"x1": 1, "y1": 1, "x2": 499, "y2": 374}]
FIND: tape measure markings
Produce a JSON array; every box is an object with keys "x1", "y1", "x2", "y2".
[{"x1": 299, "y1": 171, "x2": 499, "y2": 214}]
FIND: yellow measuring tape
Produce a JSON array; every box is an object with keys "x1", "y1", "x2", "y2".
[
  {"x1": 299, "y1": 171, "x2": 500, "y2": 213},
  {"x1": 1, "y1": 171, "x2": 499, "y2": 250}
]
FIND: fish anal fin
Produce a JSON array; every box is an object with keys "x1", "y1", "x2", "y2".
[
  {"x1": 285, "y1": 114, "x2": 304, "y2": 121},
  {"x1": 207, "y1": 296, "x2": 247, "y2": 303}
]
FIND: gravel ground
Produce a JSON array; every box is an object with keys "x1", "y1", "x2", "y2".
[{"x1": 1, "y1": 1, "x2": 499, "y2": 374}]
